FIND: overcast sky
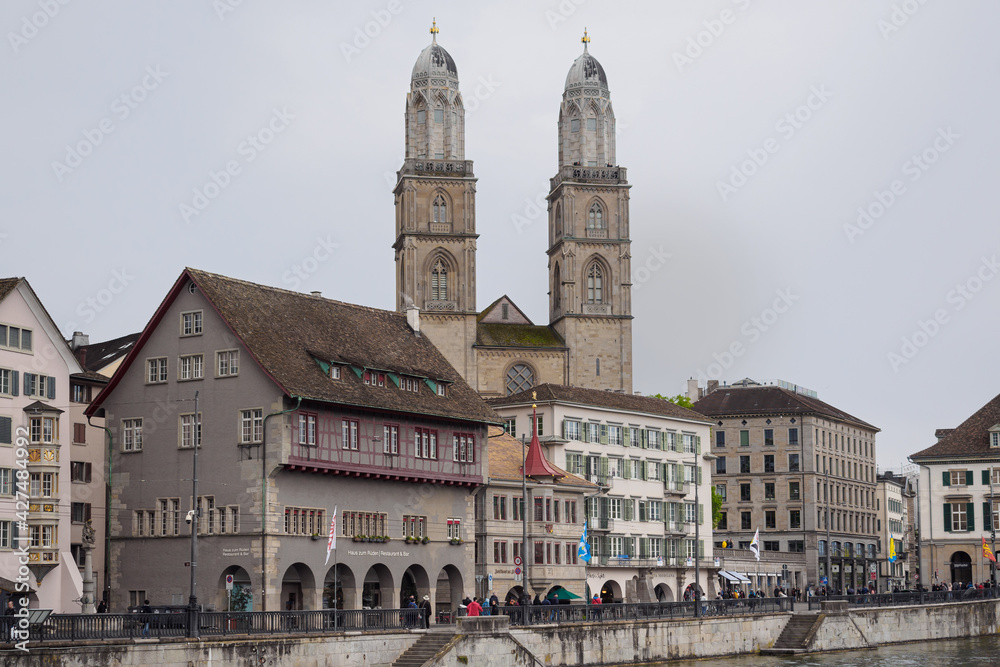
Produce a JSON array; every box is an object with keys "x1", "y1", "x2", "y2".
[{"x1": 2, "y1": 1, "x2": 997, "y2": 470}]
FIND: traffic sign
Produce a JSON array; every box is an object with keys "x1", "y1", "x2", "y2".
[
  {"x1": 870, "y1": 572, "x2": 876, "y2": 581},
  {"x1": 514, "y1": 567, "x2": 522, "y2": 576},
  {"x1": 226, "y1": 574, "x2": 234, "y2": 591},
  {"x1": 488, "y1": 573, "x2": 493, "y2": 590},
  {"x1": 513, "y1": 556, "x2": 522, "y2": 566},
  {"x1": 820, "y1": 576, "x2": 828, "y2": 586}
]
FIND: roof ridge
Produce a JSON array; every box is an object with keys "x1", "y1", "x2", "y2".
[{"x1": 186, "y1": 268, "x2": 405, "y2": 319}]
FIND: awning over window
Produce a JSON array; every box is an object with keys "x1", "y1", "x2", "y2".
[{"x1": 718, "y1": 571, "x2": 751, "y2": 584}]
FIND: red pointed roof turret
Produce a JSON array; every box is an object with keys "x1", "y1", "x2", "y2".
[{"x1": 523, "y1": 404, "x2": 563, "y2": 479}]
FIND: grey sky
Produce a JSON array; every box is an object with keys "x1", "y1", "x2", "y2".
[{"x1": 2, "y1": 1, "x2": 997, "y2": 470}]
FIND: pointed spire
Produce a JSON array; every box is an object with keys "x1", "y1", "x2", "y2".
[
  {"x1": 524, "y1": 403, "x2": 563, "y2": 479},
  {"x1": 430, "y1": 17, "x2": 439, "y2": 44},
  {"x1": 581, "y1": 27, "x2": 590, "y2": 52}
]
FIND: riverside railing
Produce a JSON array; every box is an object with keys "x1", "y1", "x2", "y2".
[
  {"x1": 503, "y1": 597, "x2": 794, "y2": 626},
  {"x1": 3, "y1": 608, "x2": 425, "y2": 642},
  {"x1": 805, "y1": 587, "x2": 1000, "y2": 611}
]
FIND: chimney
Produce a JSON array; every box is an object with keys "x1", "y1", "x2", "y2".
[
  {"x1": 686, "y1": 378, "x2": 700, "y2": 402},
  {"x1": 70, "y1": 332, "x2": 89, "y2": 350},
  {"x1": 406, "y1": 304, "x2": 420, "y2": 336},
  {"x1": 707, "y1": 379, "x2": 719, "y2": 394},
  {"x1": 310, "y1": 291, "x2": 322, "y2": 297}
]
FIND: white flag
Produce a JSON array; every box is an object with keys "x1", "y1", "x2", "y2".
[
  {"x1": 324, "y1": 506, "x2": 338, "y2": 566},
  {"x1": 749, "y1": 528, "x2": 760, "y2": 562}
]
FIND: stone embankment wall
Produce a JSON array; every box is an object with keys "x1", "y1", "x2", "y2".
[
  {"x1": 2, "y1": 632, "x2": 418, "y2": 667},
  {"x1": 5, "y1": 600, "x2": 1000, "y2": 666},
  {"x1": 424, "y1": 614, "x2": 789, "y2": 666},
  {"x1": 810, "y1": 598, "x2": 1000, "y2": 652}
]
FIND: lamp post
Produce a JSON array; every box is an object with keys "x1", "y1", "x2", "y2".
[
  {"x1": 188, "y1": 391, "x2": 200, "y2": 638},
  {"x1": 695, "y1": 451, "x2": 717, "y2": 618},
  {"x1": 824, "y1": 464, "x2": 832, "y2": 594}
]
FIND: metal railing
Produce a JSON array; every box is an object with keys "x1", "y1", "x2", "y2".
[
  {"x1": 502, "y1": 597, "x2": 794, "y2": 626},
  {"x1": 805, "y1": 587, "x2": 1000, "y2": 610},
  {"x1": 1, "y1": 608, "x2": 425, "y2": 643}
]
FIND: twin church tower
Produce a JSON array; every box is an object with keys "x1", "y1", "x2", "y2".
[{"x1": 393, "y1": 23, "x2": 633, "y2": 397}]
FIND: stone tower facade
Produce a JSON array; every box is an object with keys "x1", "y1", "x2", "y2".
[
  {"x1": 547, "y1": 33, "x2": 633, "y2": 393},
  {"x1": 393, "y1": 23, "x2": 479, "y2": 381}
]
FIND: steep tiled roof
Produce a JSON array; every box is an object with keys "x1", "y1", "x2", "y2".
[
  {"x1": 76, "y1": 333, "x2": 140, "y2": 373},
  {"x1": 487, "y1": 425, "x2": 596, "y2": 490},
  {"x1": 71, "y1": 370, "x2": 110, "y2": 383},
  {"x1": 692, "y1": 386, "x2": 877, "y2": 431},
  {"x1": 0, "y1": 278, "x2": 20, "y2": 303},
  {"x1": 89, "y1": 269, "x2": 500, "y2": 425},
  {"x1": 476, "y1": 323, "x2": 566, "y2": 349},
  {"x1": 489, "y1": 383, "x2": 711, "y2": 424},
  {"x1": 911, "y1": 392, "x2": 1000, "y2": 459}
]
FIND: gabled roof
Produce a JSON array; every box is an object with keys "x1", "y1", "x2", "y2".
[
  {"x1": 88, "y1": 268, "x2": 500, "y2": 425},
  {"x1": 23, "y1": 400, "x2": 63, "y2": 415},
  {"x1": 0, "y1": 277, "x2": 83, "y2": 377},
  {"x1": 0, "y1": 278, "x2": 19, "y2": 303},
  {"x1": 76, "y1": 333, "x2": 140, "y2": 373},
  {"x1": 478, "y1": 295, "x2": 533, "y2": 325},
  {"x1": 487, "y1": 425, "x2": 596, "y2": 490},
  {"x1": 692, "y1": 386, "x2": 878, "y2": 431},
  {"x1": 489, "y1": 383, "x2": 712, "y2": 424},
  {"x1": 911, "y1": 392, "x2": 1000, "y2": 459}
]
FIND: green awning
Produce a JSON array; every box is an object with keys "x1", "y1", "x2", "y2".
[{"x1": 550, "y1": 588, "x2": 582, "y2": 600}]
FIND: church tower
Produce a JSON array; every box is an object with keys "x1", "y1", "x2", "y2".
[
  {"x1": 547, "y1": 30, "x2": 633, "y2": 392},
  {"x1": 393, "y1": 21, "x2": 479, "y2": 381}
]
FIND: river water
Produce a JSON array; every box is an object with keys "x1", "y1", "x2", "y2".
[{"x1": 661, "y1": 634, "x2": 1000, "y2": 666}]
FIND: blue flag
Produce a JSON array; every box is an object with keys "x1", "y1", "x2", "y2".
[{"x1": 578, "y1": 521, "x2": 591, "y2": 563}]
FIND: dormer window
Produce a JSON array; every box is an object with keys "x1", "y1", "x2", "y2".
[
  {"x1": 330, "y1": 366, "x2": 341, "y2": 380},
  {"x1": 363, "y1": 371, "x2": 385, "y2": 387},
  {"x1": 990, "y1": 424, "x2": 1000, "y2": 448},
  {"x1": 401, "y1": 377, "x2": 419, "y2": 393},
  {"x1": 436, "y1": 383, "x2": 447, "y2": 397}
]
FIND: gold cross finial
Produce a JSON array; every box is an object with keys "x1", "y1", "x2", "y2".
[
  {"x1": 430, "y1": 18, "x2": 439, "y2": 42},
  {"x1": 582, "y1": 27, "x2": 590, "y2": 50}
]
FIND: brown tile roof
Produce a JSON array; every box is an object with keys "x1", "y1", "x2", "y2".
[
  {"x1": 476, "y1": 323, "x2": 566, "y2": 349},
  {"x1": 911, "y1": 392, "x2": 1000, "y2": 459},
  {"x1": 71, "y1": 370, "x2": 110, "y2": 383},
  {"x1": 488, "y1": 383, "x2": 712, "y2": 424},
  {"x1": 934, "y1": 428, "x2": 955, "y2": 440},
  {"x1": 692, "y1": 386, "x2": 878, "y2": 431},
  {"x1": 0, "y1": 278, "x2": 20, "y2": 303},
  {"x1": 89, "y1": 268, "x2": 500, "y2": 425},
  {"x1": 487, "y1": 425, "x2": 596, "y2": 489}
]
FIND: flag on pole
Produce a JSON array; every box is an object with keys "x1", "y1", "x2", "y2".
[
  {"x1": 324, "y1": 506, "x2": 338, "y2": 566},
  {"x1": 888, "y1": 535, "x2": 896, "y2": 563},
  {"x1": 984, "y1": 536, "x2": 996, "y2": 563},
  {"x1": 749, "y1": 528, "x2": 760, "y2": 561},
  {"x1": 578, "y1": 521, "x2": 592, "y2": 563}
]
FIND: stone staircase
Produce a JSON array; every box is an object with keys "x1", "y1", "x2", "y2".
[
  {"x1": 392, "y1": 630, "x2": 455, "y2": 667},
  {"x1": 762, "y1": 612, "x2": 823, "y2": 654}
]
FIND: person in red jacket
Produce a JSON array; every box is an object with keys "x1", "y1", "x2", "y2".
[{"x1": 467, "y1": 597, "x2": 483, "y2": 616}]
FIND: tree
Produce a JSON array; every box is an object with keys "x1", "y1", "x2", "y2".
[
  {"x1": 711, "y1": 487, "x2": 723, "y2": 529},
  {"x1": 651, "y1": 393, "x2": 693, "y2": 409}
]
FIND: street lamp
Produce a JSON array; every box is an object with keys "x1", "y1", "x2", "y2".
[
  {"x1": 695, "y1": 451, "x2": 717, "y2": 618},
  {"x1": 188, "y1": 391, "x2": 201, "y2": 638}
]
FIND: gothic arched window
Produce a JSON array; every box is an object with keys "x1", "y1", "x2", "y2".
[
  {"x1": 554, "y1": 203, "x2": 563, "y2": 236},
  {"x1": 553, "y1": 262, "x2": 561, "y2": 310},
  {"x1": 431, "y1": 259, "x2": 448, "y2": 301},
  {"x1": 505, "y1": 364, "x2": 534, "y2": 396},
  {"x1": 588, "y1": 202, "x2": 604, "y2": 229},
  {"x1": 433, "y1": 195, "x2": 447, "y2": 223},
  {"x1": 586, "y1": 263, "x2": 604, "y2": 304}
]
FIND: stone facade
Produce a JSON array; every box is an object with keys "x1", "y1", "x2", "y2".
[
  {"x1": 89, "y1": 270, "x2": 494, "y2": 615},
  {"x1": 693, "y1": 381, "x2": 880, "y2": 593},
  {"x1": 394, "y1": 31, "x2": 633, "y2": 397},
  {"x1": 875, "y1": 472, "x2": 911, "y2": 589}
]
